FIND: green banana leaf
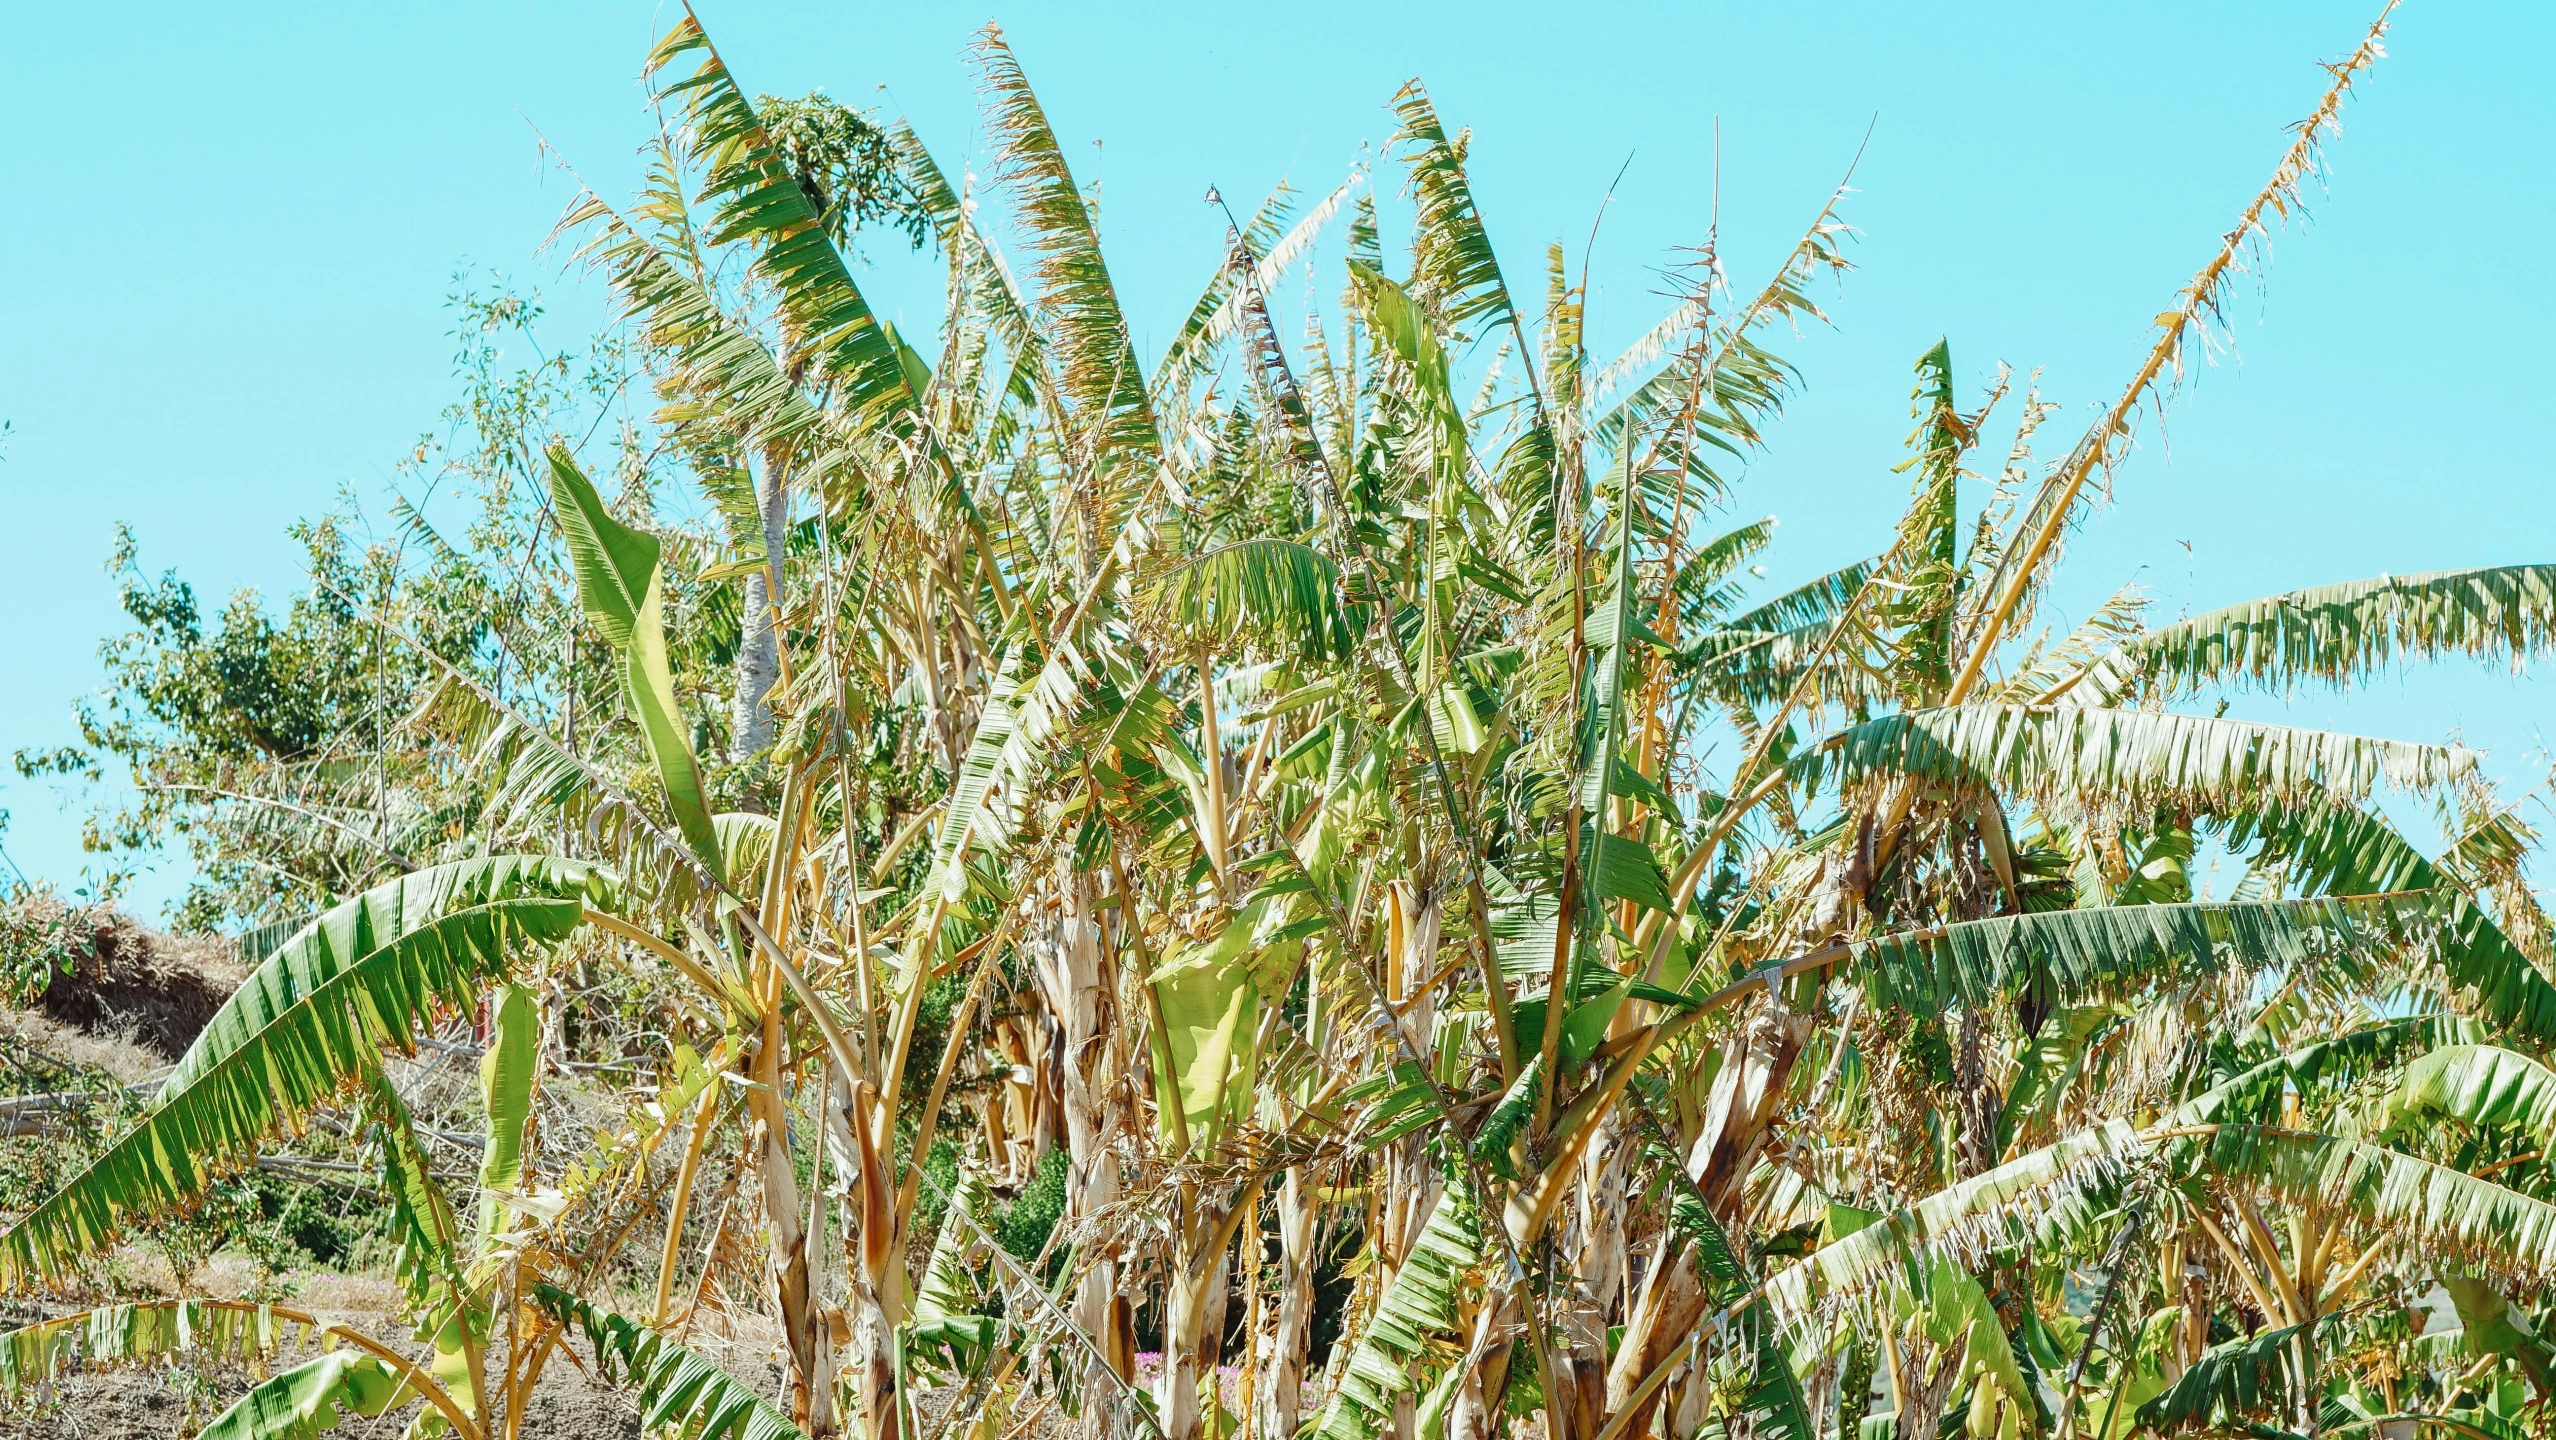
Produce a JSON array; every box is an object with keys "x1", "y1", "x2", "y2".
[{"x1": 541, "y1": 444, "x2": 723, "y2": 882}]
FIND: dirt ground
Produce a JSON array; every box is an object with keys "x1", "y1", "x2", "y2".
[
  {"x1": 0, "y1": 1268, "x2": 659, "y2": 1440},
  {"x1": 0, "y1": 1262, "x2": 1064, "y2": 1439},
  {"x1": 0, "y1": 1350, "x2": 650, "y2": 1440},
  {"x1": 0, "y1": 907, "x2": 655, "y2": 1439},
  {"x1": 0, "y1": 904, "x2": 950, "y2": 1438}
]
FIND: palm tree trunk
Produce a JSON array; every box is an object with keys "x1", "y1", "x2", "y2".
[
  {"x1": 1894, "y1": 1338, "x2": 1963, "y2": 1440},
  {"x1": 1953, "y1": 1001, "x2": 2039, "y2": 1349},
  {"x1": 732, "y1": 451, "x2": 787, "y2": 760},
  {"x1": 1606, "y1": 1238, "x2": 1705, "y2": 1440},
  {"x1": 1601, "y1": 995, "x2": 1808, "y2": 1438},
  {"x1": 825, "y1": 1058, "x2": 901, "y2": 1440},
  {"x1": 1558, "y1": 1114, "x2": 1634, "y2": 1439},
  {"x1": 1374, "y1": 882, "x2": 1442, "y2": 1440},
  {"x1": 1260, "y1": 1168, "x2": 1321, "y2": 1440},
  {"x1": 1952, "y1": 1003, "x2": 1999, "y2": 1179},
  {"x1": 1667, "y1": 1363, "x2": 1715, "y2": 1440},
  {"x1": 1447, "y1": 1288, "x2": 1519, "y2": 1440},
  {"x1": 1034, "y1": 861, "x2": 1132, "y2": 1438},
  {"x1": 1685, "y1": 991, "x2": 1809, "y2": 1216},
  {"x1": 1161, "y1": 1210, "x2": 1233, "y2": 1440},
  {"x1": 751, "y1": 1000, "x2": 833, "y2": 1436},
  {"x1": 1260, "y1": 949, "x2": 1331, "y2": 1440}
]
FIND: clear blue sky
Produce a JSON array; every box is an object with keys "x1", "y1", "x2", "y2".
[{"x1": 4, "y1": 1, "x2": 2551, "y2": 919}]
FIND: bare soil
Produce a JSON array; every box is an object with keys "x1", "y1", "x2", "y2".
[
  {"x1": 0, "y1": 1271, "x2": 653, "y2": 1440},
  {"x1": 0, "y1": 907, "x2": 820, "y2": 1439},
  {"x1": 0, "y1": 907, "x2": 654, "y2": 1438}
]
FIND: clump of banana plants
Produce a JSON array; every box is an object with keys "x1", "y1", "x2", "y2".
[{"x1": 15, "y1": 4, "x2": 2556, "y2": 1440}]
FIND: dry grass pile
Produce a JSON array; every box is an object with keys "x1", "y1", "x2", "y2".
[{"x1": 6, "y1": 897, "x2": 244, "y2": 1062}]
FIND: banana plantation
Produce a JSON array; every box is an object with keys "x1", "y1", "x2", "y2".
[{"x1": 10, "y1": 4, "x2": 2556, "y2": 1440}]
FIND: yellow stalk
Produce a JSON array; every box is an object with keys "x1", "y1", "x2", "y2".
[
  {"x1": 1944, "y1": 0, "x2": 2398, "y2": 705},
  {"x1": 653, "y1": 1085, "x2": 724, "y2": 1324},
  {"x1": 585, "y1": 908, "x2": 748, "y2": 1022},
  {"x1": 2324, "y1": 1233, "x2": 2394, "y2": 1307},
  {"x1": 868, "y1": 803, "x2": 944, "y2": 886},
  {"x1": 2235, "y1": 1192, "x2": 2311, "y2": 1326},
  {"x1": 1593, "y1": 1329, "x2": 1698, "y2": 1440},
  {"x1": 2190, "y1": 1209, "x2": 2290, "y2": 1331},
  {"x1": 1198, "y1": 641, "x2": 1233, "y2": 890},
  {"x1": 892, "y1": 903, "x2": 1025, "y2": 1234}
]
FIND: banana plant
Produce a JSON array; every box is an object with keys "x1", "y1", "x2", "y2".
[
  {"x1": 26, "y1": 6, "x2": 2556, "y2": 1440},
  {"x1": 0, "y1": 856, "x2": 593, "y2": 1439}
]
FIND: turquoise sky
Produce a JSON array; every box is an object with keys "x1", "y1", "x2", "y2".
[{"x1": 4, "y1": 2, "x2": 2551, "y2": 917}]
